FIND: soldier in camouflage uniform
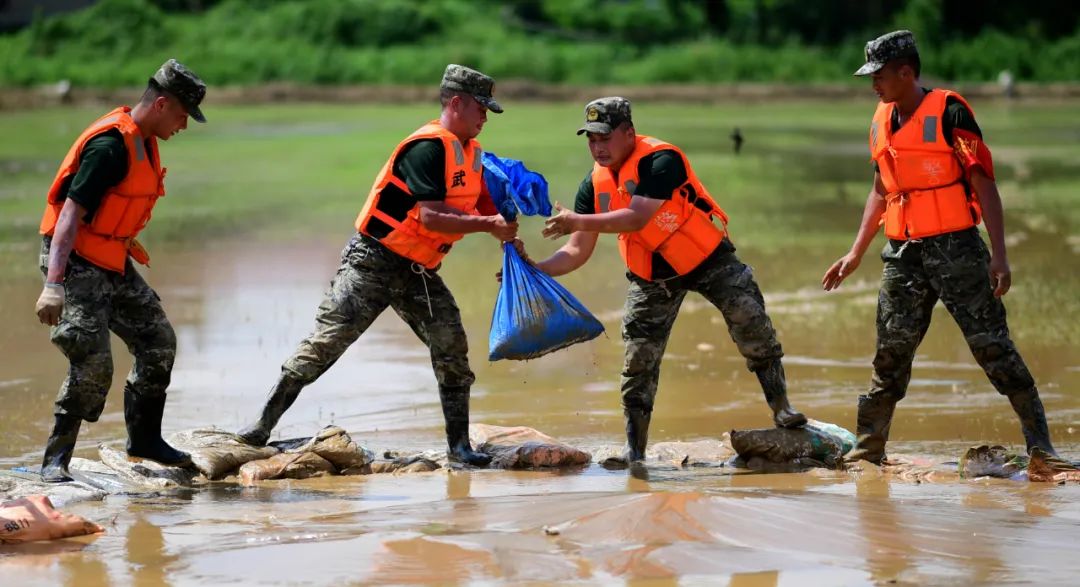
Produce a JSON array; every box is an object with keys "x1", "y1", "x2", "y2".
[
  {"x1": 237, "y1": 65, "x2": 515, "y2": 467},
  {"x1": 533, "y1": 97, "x2": 807, "y2": 466},
  {"x1": 34, "y1": 60, "x2": 207, "y2": 482},
  {"x1": 823, "y1": 31, "x2": 1057, "y2": 463}
]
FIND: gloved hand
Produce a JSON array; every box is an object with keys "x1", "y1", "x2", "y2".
[{"x1": 35, "y1": 283, "x2": 65, "y2": 326}]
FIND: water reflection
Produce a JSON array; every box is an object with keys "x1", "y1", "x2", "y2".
[{"x1": 126, "y1": 516, "x2": 174, "y2": 587}]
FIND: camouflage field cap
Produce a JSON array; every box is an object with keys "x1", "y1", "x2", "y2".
[
  {"x1": 576, "y1": 97, "x2": 632, "y2": 135},
  {"x1": 855, "y1": 30, "x2": 919, "y2": 76},
  {"x1": 441, "y1": 64, "x2": 503, "y2": 113},
  {"x1": 151, "y1": 59, "x2": 207, "y2": 122}
]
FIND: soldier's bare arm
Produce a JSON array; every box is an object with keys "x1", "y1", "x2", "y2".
[
  {"x1": 534, "y1": 231, "x2": 599, "y2": 277},
  {"x1": 35, "y1": 198, "x2": 86, "y2": 325},
  {"x1": 543, "y1": 196, "x2": 663, "y2": 239},
  {"x1": 822, "y1": 172, "x2": 887, "y2": 291},
  {"x1": 970, "y1": 169, "x2": 1011, "y2": 297},
  {"x1": 418, "y1": 200, "x2": 518, "y2": 241},
  {"x1": 45, "y1": 198, "x2": 85, "y2": 284}
]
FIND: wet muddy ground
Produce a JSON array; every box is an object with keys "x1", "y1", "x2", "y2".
[{"x1": 1, "y1": 101, "x2": 1078, "y2": 584}]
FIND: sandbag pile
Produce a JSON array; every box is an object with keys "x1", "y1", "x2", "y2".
[
  {"x1": 238, "y1": 426, "x2": 375, "y2": 485},
  {"x1": 469, "y1": 424, "x2": 591, "y2": 469},
  {"x1": 1028, "y1": 447, "x2": 1080, "y2": 483},
  {"x1": 730, "y1": 420, "x2": 856, "y2": 470},
  {"x1": 958, "y1": 445, "x2": 1028, "y2": 480},
  {"x1": 0, "y1": 470, "x2": 106, "y2": 507},
  {"x1": 167, "y1": 429, "x2": 279, "y2": 480},
  {"x1": 369, "y1": 453, "x2": 443, "y2": 474},
  {"x1": 98, "y1": 444, "x2": 197, "y2": 490},
  {"x1": 0, "y1": 495, "x2": 104, "y2": 545},
  {"x1": 650, "y1": 438, "x2": 736, "y2": 466},
  {"x1": 956, "y1": 444, "x2": 1080, "y2": 483}
]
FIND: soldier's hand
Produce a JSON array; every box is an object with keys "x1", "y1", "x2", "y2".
[
  {"x1": 489, "y1": 216, "x2": 518, "y2": 242},
  {"x1": 542, "y1": 202, "x2": 577, "y2": 240},
  {"x1": 496, "y1": 239, "x2": 533, "y2": 284},
  {"x1": 35, "y1": 283, "x2": 65, "y2": 326},
  {"x1": 822, "y1": 252, "x2": 861, "y2": 291},
  {"x1": 989, "y1": 256, "x2": 1011, "y2": 297},
  {"x1": 509, "y1": 238, "x2": 533, "y2": 264}
]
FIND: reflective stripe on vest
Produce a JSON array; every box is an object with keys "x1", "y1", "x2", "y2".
[
  {"x1": 870, "y1": 89, "x2": 981, "y2": 240},
  {"x1": 591, "y1": 134, "x2": 728, "y2": 281},
  {"x1": 39, "y1": 106, "x2": 164, "y2": 274},
  {"x1": 354, "y1": 120, "x2": 483, "y2": 269}
]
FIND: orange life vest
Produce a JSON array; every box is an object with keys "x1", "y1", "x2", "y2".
[
  {"x1": 592, "y1": 135, "x2": 728, "y2": 281},
  {"x1": 40, "y1": 107, "x2": 164, "y2": 274},
  {"x1": 870, "y1": 89, "x2": 982, "y2": 240},
  {"x1": 355, "y1": 120, "x2": 483, "y2": 269}
]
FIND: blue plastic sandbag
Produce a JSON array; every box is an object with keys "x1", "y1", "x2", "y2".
[
  {"x1": 482, "y1": 152, "x2": 552, "y2": 219},
  {"x1": 489, "y1": 243, "x2": 604, "y2": 361}
]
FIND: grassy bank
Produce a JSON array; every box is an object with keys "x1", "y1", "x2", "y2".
[{"x1": 1, "y1": 0, "x2": 1078, "y2": 86}]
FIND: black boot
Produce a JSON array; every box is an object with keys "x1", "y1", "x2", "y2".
[
  {"x1": 237, "y1": 373, "x2": 305, "y2": 446},
  {"x1": 755, "y1": 360, "x2": 808, "y2": 429},
  {"x1": 440, "y1": 385, "x2": 490, "y2": 467},
  {"x1": 1008, "y1": 388, "x2": 1058, "y2": 457},
  {"x1": 843, "y1": 393, "x2": 898, "y2": 465},
  {"x1": 41, "y1": 414, "x2": 82, "y2": 483},
  {"x1": 624, "y1": 408, "x2": 651, "y2": 462},
  {"x1": 602, "y1": 408, "x2": 651, "y2": 470},
  {"x1": 125, "y1": 389, "x2": 192, "y2": 467}
]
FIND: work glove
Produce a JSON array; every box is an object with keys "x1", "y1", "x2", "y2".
[{"x1": 35, "y1": 283, "x2": 65, "y2": 326}]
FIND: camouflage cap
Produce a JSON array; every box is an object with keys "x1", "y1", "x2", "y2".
[
  {"x1": 576, "y1": 97, "x2": 632, "y2": 135},
  {"x1": 441, "y1": 64, "x2": 503, "y2": 114},
  {"x1": 855, "y1": 30, "x2": 919, "y2": 76},
  {"x1": 151, "y1": 58, "x2": 207, "y2": 123}
]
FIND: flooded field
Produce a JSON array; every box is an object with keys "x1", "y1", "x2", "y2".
[{"x1": 1, "y1": 100, "x2": 1078, "y2": 584}]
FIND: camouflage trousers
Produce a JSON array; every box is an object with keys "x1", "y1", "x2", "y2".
[
  {"x1": 39, "y1": 237, "x2": 176, "y2": 422},
  {"x1": 280, "y1": 234, "x2": 475, "y2": 417},
  {"x1": 621, "y1": 243, "x2": 784, "y2": 412},
  {"x1": 869, "y1": 227, "x2": 1035, "y2": 403}
]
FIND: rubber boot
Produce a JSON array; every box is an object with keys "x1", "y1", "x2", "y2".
[
  {"x1": 602, "y1": 409, "x2": 651, "y2": 470},
  {"x1": 1008, "y1": 388, "x2": 1058, "y2": 457},
  {"x1": 843, "y1": 393, "x2": 898, "y2": 465},
  {"x1": 40, "y1": 414, "x2": 82, "y2": 483},
  {"x1": 624, "y1": 408, "x2": 651, "y2": 462},
  {"x1": 440, "y1": 386, "x2": 491, "y2": 467},
  {"x1": 755, "y1": 360, "x2": 808, "y2": 429},
  {"x1": 237, "y1": 372, "x2": 305, "y2": 446},
  {"x1": 124, "y1": 388, "x2": 192, "y2": 467}
]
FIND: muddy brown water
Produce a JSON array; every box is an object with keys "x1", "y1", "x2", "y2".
[{"x1": 1, "y1": 229, "x2": 1078, "y2": 585}]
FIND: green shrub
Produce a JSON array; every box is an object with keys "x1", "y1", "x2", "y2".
[{"x1": 0, "y1": 0, "x2": 1075, "y2": 86}]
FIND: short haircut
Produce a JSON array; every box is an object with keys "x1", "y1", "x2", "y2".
[
  {"x1": 890, "y1": 54, "x2": 921, "y2": 79},
  {"x1": 439, "y1": 88, "x2": 472, "y2": 108},
  {"x1": 140, "y1": 79, "x2": 169, "y2": 105}
]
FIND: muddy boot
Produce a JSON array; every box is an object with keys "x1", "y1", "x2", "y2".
[
  {"x1": 755, "y1": 361, "x2": 807, "y2": 429},
  {"x1": 1008, "y1": 388, "x2": 1058, "y2": 457},
  {"x1": 603, "y1": 409, "x2": 652, "y2": 469},
  {"x1": 40, "y1": 414, "x2": 82, "y2": 483},
  {"x1": 124, "y1": 389, "x2": 192, "y2": 467},
  {"x1": 843, "y1": 393, "x2": 898, "y2": 465},
  {"x1": 624, "y1": 408, "x2": 651, "y2": 462},
  {"x1": 237, "y1": 373, "x2": 305, "y2": 446},
  {"x1": 440, "y1": 386, "x2": 491, "y2": 467}
]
